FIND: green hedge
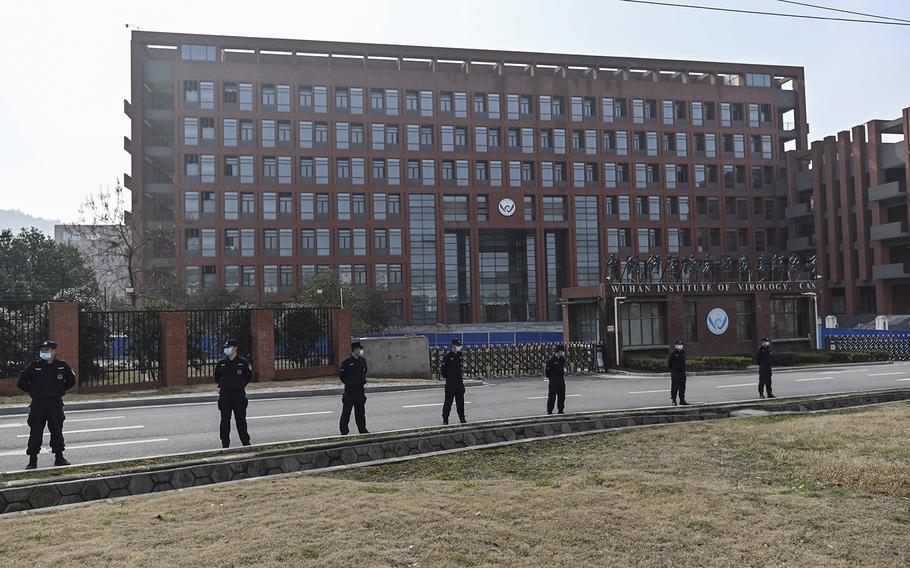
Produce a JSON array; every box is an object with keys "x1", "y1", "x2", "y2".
[{"x1": 624, "y1": 350, "x2": 891, "y2": 372}]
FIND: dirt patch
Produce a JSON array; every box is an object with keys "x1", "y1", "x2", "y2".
[{"x1": 0, "y1": 403, "x2": 908, "y2": 567}]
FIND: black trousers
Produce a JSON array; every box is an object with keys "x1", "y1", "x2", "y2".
[
  {"x1": 27, "y1": 397, "x2": 65, "y2": 456},
  {"x1": 671, "y1": 374, "x2": 687, "y2": 401},
  {"x1": 442, "y1": 387, "x2": 466, "y2": 422},
  {"x1": 759, "y1": 371, "x2": 773, "y2": 396},
  {"x1": 218, "y1": 389, "x2": 250, "y2": 447},
  {"x1": 547, "y1": 381, "x2": 566, "y2": 413},
  {"x1": 340, "y1": 390, "x2": 367, "y2": 434}
]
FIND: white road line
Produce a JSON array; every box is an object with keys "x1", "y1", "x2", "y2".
[
  {"x1": 794, "y1": 377, "x2": 835, "y2": 382},
  {"x1": 247, "y1": 411, "x2": 333, "y2": 420},
  {"x1": 628, "y1": 389, "x2": 671, "y2": 394},
  {"x1": 402, "y1": 402, "x2": 473, "y2": 408},
  {"x1": 715, "y1": 383, "x2": 755, "y2": 389},
  {"x1": 0, "y1": 438, "x2": 169, "y2": 457},
  {"x1": 526, "y1": 395, "x2": 583, "y2": 400},
  {"x1": 867, "y1": 372, "x2": 905, "y2": 377},
  {"x1": 0, "y1": 415, "x2": 128, "y2": 429},
  {"x1": 15, "y1": 425, "x2": 145, "y2": 438},
  {"x1": 897, "y1": 378, "x2": 910, "y2": 382}
]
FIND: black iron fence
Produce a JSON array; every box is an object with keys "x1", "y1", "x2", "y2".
[
  {"x1": 430, "y1": 342, "x2": 603, "y2": 380},
  {"x1": 0, "y1": 301, "x2": 49, "y2": 378},
  {"x1": 274, "y1": 307, "x2": 334, "y2": 370},
  {"x1": 186, "y1": 309, "x2": 253, "y2": 381},
  {"x1": 825, "y1": 332, "x2": 910, "y2": 361},
  {"x1": 79, "y1": 310, "x2": 162, "y2": 387}
]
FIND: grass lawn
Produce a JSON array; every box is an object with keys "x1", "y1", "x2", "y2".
[{"x1": 0, "y1": 403, "x2": 908, "y2": 567}]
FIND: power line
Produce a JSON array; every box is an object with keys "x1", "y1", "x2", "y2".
[
  {"x1": 777, "y1": 0, "x2": 910, "y2": 23},
  {"x1": 618, "y1": 0, "x2": 910, "y2": 26}
]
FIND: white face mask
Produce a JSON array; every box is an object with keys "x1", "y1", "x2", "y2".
[
  {"x1": 224, "y1": 347, "x2": 234, "y2": 357},
  {"x1": 763, "y1": 342, "x2": 770, "y2": 347},
  {"x1": 358, "y1": 349, "x2": 365, "y2": 357},
  {"x1": 454, "y1": 345, "x2": 462, "y2": 353},
  {"x1": 675, "y1": 345, "x2": 684, "y2": 351},
  {"x1": 39, "y1": 352, "x2": 53, "y2": 361}
]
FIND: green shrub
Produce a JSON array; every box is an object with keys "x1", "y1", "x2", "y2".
[{"x1": 622, "y1": 349, "x2": 890, "y2": 372}]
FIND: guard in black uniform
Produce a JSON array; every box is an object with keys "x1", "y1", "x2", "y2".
[
  {"x1": 339, "y1": 341, "x2": 369, "y2": 435},
  {"x1": 17, "y1": 340, "x2": 76, "y2": 469},
  {"x1": 440, "y1": 338, "x2": 467, "y2": 425},
  {"x1": 668, "y1": 339, "x2": 689, "y2": 406},
  {"x1": 545, "y1": 345, "x2": 568, "y2": 415},
  {"x1": 756, "y1": 337, "x2": 775, "y2": 399},
  {"x1": 214, "y1": 339, "x2": 252, "y2": 448}
]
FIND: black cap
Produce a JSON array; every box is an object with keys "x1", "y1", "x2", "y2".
[
  {"x1": 762, "y1": 337, "x2": 770, "y2": 342},
  {"x1": 351, "y1": 341, "x2": 363, "y2": 350},
  {"x1": 223, "y1": 339, "x2": 239, "y2": 348},
  {"x1": 39, "y1": 340, "x2": 57, "y2": 350},
  {"x1": 452, "y1": 338, "x2": 462, "y2": 346},
  {"x1": 675, "y1": 339, "x2": 684, "y2": 345}
]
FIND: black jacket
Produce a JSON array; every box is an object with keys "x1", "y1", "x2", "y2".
[
  {"x1": 17, "y1": 358, "x2": 76, "y2": 399},
  {"x1": 214, "y1": 355, "x2": 252, "y2": 390},
  {"x1": 440, "y1": 351, "x2": 464, "y2": 389},
  {"x1": 339, "y1": 355, "x2": 368, "y2": 390},
  {"x1": 545, "y1": 355, "x2": 567, "y2": 384},
  {"x1": 756, "y1": 345, "x2": 773, "y2": 376},
  {"x1": 668, "y1": 350, "x2": 687, "y2": 378}
]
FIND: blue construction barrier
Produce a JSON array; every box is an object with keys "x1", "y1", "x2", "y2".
[
  {"x1": 821, "y1": 328, "x2": 910, "y2": 360},
  {"x1": 359, "y1": 331, "x2": 565, "y2": 349}
]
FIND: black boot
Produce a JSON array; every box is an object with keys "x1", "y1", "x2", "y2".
[
  {"x1": 443, "y1": 417, "x2": 449, "y2": 425},
  {"x1": 459, "y1": 417, "x2": 467, "y2": 424},
  {"x1": 54, "y1": 453, "x2": 70, "y2": 467},
  {"x1": 767, "y1": 393, "x2": 776, "y2": 399},
  {"x1": 679, "y1": 399, "x2": 690, "y2": 406},
  {"x1": 671, "y1": 398, "x2": 678, "y2": 406},
  {"x1": 759, "y1": 392, "x2": 765, "y2": 399},
  {"x1": 25, "y1": 455, "x2": 37, "y2": 470}
]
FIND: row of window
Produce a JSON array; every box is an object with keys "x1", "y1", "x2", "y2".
[
  {"x1": 185, "y1": 227, "x2": 404, "y2": 258},
  {"x1": 185, "y1": 262, "x2": 405, "y2": 299},
  {"x1": 180, "y1": 80, "x2": 782, "y2": 127},
  {"x1": 183, "y1": 191, "x2": 782, "y2": 225},
  {"x1": 182, "y1": 117, "x2": 780, "y2": 157},
  {"x1": 184, "y1": 154, "x2": 782, "y2": 190}
]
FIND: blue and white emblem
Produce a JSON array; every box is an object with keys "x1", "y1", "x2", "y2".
[{"x1": 706, "y1": 308, "x2": 729, "y2": 335}]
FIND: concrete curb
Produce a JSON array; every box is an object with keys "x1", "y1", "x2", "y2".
[
  {"x1": 602, "y1": 360, "x2": 893, "y2": 379},
  {"x1": 0, "y1": 380, "x2": 484, "y2": 416},
  {"x1": 2, "y1": 387, "x2": 908, "y2": 515}
]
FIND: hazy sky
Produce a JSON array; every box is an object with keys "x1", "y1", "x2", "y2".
[{"x1": 1, "y1": 0, "x2": 908, "y2": 223}]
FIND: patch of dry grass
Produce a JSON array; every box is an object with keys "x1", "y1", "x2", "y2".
[{"x1": 0, "y1": 403, "x2": 908, "y2": 567}]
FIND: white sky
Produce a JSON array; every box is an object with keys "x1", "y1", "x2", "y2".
[{"x1": 1, "y1": 0, "x2": 908, "y2": 222}]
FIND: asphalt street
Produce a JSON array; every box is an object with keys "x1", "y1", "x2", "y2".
[{"x1": 2, "y1": 362, "x2": 909, "y2": 472}]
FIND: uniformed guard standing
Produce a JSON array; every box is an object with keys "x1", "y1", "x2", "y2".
[
  {"x1": 440, "y1": 338, "x2": 467, "y2": 425},
  {"x1": 545, "y1": 344, "x2": 568, "y2": 415},
  {"x1": 17, "y1": 340, "x2": 76, "y2": 469},
  {"x1": 214, "y1": 339, "x2": 252, "y2": 448},
  {"x1": 756, "y1": 337, "x2": 775, "y2": 399},
  {"x1": 668, "y1": 339, "x2": 689, "y2": 406},
  {"x1": 339, "y1": 341, "x2": 369, "y2": 435}
]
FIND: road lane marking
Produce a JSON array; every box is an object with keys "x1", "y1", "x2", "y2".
[
  {"x1": 0, "y1": 415, "x2": 127, "y2": 429},
  {"x1": 867, "y1": 372, "x2": 905, "y2": 377},
  {"x1": 794, "y1": 377, "x2": 834, "y2": 382},
  {"x1": 0, "y1": 438, "x2": 169, "y2": 457},
  {"x1": 526, "y1": 395, "x2": 583, "y2": 400},
  {"x1": 402, "y1": 402, "x2": 472, "y2": 408},
  {"x1": 248, "y1": 411, "x2": 333, "y2": 420},
  {"x1": 628, "y1": 389, "x2": 671, "y2": 394},
  {"x1": 897, "y1": 378, "x2": 910, "y2": 382},
  {"x1": 16, "y1": 425, "x2": 145, "y2": 438},
  {"x1": 715, "y1": 383, "x2": 755, "y2": 389}
]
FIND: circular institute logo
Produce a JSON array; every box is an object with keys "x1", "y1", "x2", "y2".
[
  {"x1": 498, "y1": 198, "x2": 517, "y2": 217},
  {"x1": 706, "y1": 307, "x2": 729, "y2": 335}
]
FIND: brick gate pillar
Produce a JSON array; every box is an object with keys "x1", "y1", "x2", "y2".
[
  {"x1": 48, "y1": 301, "x2": 80, "y2": 389},
  {"x1": 160, "y1": 311, "x2": 188, "y2": 387},
  {"x1": 251, "y1": 309, "x2": 275, "y2": 382},
  {"x1": 331, "y1": 308, "x2": 353, "y2": 367}
]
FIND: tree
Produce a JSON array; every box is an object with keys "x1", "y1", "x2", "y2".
[
  {"x1": 353, "y1": 288, "x2": 394, "y2": 333},
  {"x1": 66, "y1": 181, "x2": 170, "y2": 308},
  {"x1": 293, "y1": 270, "x2": 394, "y2": 333},
  {"x1": 0, "y1": 228, "x2": 101, "y2": 301},
  {"x1": 294, "y1": 270, "x2": 350, "y2": 308}
]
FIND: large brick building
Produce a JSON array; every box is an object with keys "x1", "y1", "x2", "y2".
[
  {"x1": 126, "y1": 31, "x2": 808, "y2": 326},
  {"x1": 785, "y1": 107, "x2": 910, "y2": 318}
]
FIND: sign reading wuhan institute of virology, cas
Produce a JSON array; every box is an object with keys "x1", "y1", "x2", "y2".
[
  {"x1": 606, "y1": 280, "x2": 820, "y2": 295},
  {"x1": 498, "y1": 198, "x2": 516, "y2": 217},
  {"x1": 707, "y1": 307, "x2": 729, "y2": 335}
]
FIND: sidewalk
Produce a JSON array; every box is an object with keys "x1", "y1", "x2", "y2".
[
  {"x1": 0, "y1": 378, "x2": 481, "y2": 416},
  {"x1": 600, "y1": 360, "x2": 892, "y2": 379}
]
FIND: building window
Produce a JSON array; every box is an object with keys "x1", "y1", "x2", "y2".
[
  {"x1": 683, "y1": 302, "x2": 698, "y2": 343},
  {"x1": 622, "y1": 302, "x2": 666, "y2": 347},
  {"x1": 542, "y1": 196, "x2": 566, "y2": 222},
  {"x1": 771, "y1": 298, "x2": 806, "y2": 339},
  {"x1": 736, "y1": 299, "x2": 754, "y2": 340},
  {"x1": 476, "y1": 195, "x2": 489, "y2": 221}
]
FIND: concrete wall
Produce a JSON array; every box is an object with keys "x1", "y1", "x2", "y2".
[{"x1": 358, "y1": 336, "x2": 431, "y2": 379}]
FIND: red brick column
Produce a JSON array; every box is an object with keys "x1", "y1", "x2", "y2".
[
  {"x1": 331, "y1": 308, "x2": 353, "y2": 367},
  {"x1": 48, "y1": 301, "x2": 80, "y2": 389},
  {"x1": 160, "y1": 311, "x2": 188, "y2": 387},
  {"x1": 251, "y1": 309, "x2": 275, "y2": 383}
]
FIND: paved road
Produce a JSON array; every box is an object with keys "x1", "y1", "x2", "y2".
[{"x1": 2, "y1": 362, "x2": 909, "y2": 472}]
